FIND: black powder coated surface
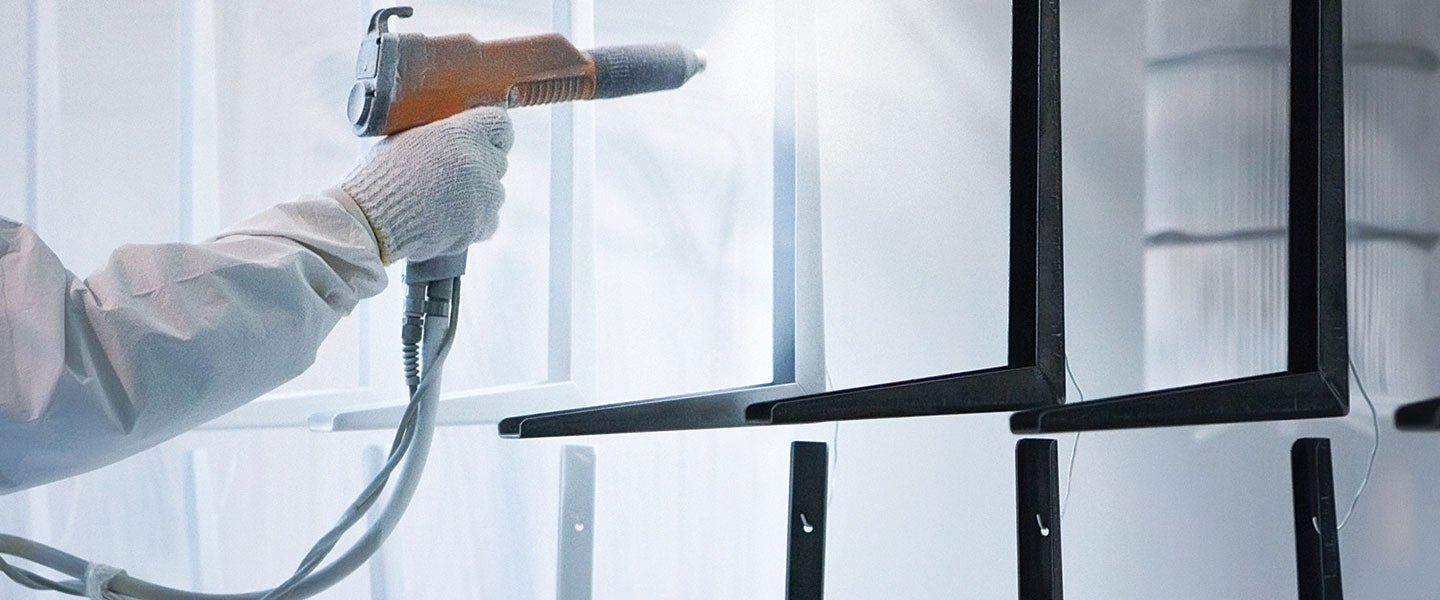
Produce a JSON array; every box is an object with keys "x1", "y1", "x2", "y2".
[
  {"x1": 786, "y1": 442, "x2": 828, "y2": 600},
  {"x1": 1293, "y1": 438, "x2": 1345, "y2": 600},
  {"x1": 1011, "y1": 0, "x2": 1350, "y2": 433},
  {"x1": 1016, "y1": 439, "x2": 1063, "y2": 600}
]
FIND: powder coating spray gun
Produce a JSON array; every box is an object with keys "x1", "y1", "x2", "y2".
[
  {"x1": 319, "y1": 6, "x2": 710, "y2": 600},
  {"x1": 349, "y1": 5, "x2": 707, "y2": 278},
  {"x1": 348, "y1": 5, "x2": 707, "y2": 136},
  {"x1": 314, "y1": 6, "x2": 710, "y2": 599},
  {"x1": 0, "y1": 8, "x2": 704, "y2": 600}
]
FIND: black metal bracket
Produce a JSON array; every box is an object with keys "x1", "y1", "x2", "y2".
[
  {"x1": 787, "y1": 442, "x2": 828, "y2": 600},
  {"x1": 1293, "y1": 438, "x2": 1344, "y2": 599},
  {"x1": 1012, "y1": 0, "x2": 1349, "y2": 433},
  {"x1": 498, "y1": 0, "x2": 1064, "y2": 438},
  {"x1": 1016, "y1": 439, "x2": 1063, "y2": 600},
  {"x1": 1395, "y1": 396, "x2": 1440, "y2": 431},
  {"x1": 750, "y1": 0, "x2": 1063, "y2": 425},
  {"x1": 1014, "y1": 438, "x2": 1342, "y2": 599}
]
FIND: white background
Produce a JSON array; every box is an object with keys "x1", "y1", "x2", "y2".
[{"x1": 3, "y1": 0, "x2": 1440, "y2": 598}]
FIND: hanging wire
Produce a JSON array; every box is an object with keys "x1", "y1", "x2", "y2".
[
  {"x1": 827, "y1": 370, "x2": 839, "y2": 509},
  {"x1": 1060, "y1": 357, "x2": 1085, "y2": 519},
  {"x1": 1336, "y1": 359, "x2": 1380, "y2": 531},
  {"x1": 827, "y1": 369, "x2": 838, "y2": 470}
]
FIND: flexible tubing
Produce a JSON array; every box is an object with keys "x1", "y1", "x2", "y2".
[{"x1": 0, "y1": 278, "x2": 459, "y2": 600}]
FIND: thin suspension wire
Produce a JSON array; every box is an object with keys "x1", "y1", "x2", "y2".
[
  {"x1": 1059, "y1": 356, "x2": 1085, "y2": 519},
  {"x1": 827, "y1": 370, "x2": 839, "y2": 509},
  {"x1": 827, "y1": 368, "x2": 838, "y2": 468},
  {"x1": 1337, "y1": 359, "x2": 1379, "y2": 531}
]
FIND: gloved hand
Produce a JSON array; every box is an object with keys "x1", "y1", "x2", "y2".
[{"x1": 340, "y1": 106, "x2": 514, "y2": 264}]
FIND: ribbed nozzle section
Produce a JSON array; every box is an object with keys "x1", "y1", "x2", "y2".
[
  {"x1": 588, "y1": 43, "x2": 706, "y2": 100},
  {"x1": 507, "y1": 76, "x2": 589, "y2": 107}
]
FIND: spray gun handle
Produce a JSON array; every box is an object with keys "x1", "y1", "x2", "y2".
[{"x1": 404, "y1": 253, "x2": 468, "y2": 284}]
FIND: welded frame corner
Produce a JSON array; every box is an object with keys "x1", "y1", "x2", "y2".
[
  {"x1": 1010, "y1": 0, "x2": 1348, "y2": 434},
  {"x1": 751, "y1": 0, "x2": 1066, "y2": 425},
  {"x1": 500, "y1": 0, "x2": 1066, "y2": 437}
]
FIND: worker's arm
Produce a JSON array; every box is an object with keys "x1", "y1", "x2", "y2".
[
  {"x1": 0, "y1": 191, "x2": 384, "y2": 494},
  {"x1": 0, "y1": 107, "x2": 511, "y2": 495}
]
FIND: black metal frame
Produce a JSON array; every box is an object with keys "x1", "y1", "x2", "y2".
[
  {"x1": 1012, "y1": 0, "x2": 1349, "y2": 433},
  {"x1": 1014, "y1": 438, "x2": 1344, "y2": 599},
  {"x1": 750, "y1": 0, "x2": 1063, "y2": 425},
  {"x1": 499, "y1": 0, "x2": 1064, "y2": 438},
  {"x1": 1395, "y1": 397, "x2": 1440, "y2": 431},
  {"x1": 786, "y1": 442, "x2": 828, "y2": 600},
  {"x1": 1016, "y1": 439, "x2": 1063, "y2": 600},
  {"x1": 1293, "y1": 438, "x2": 1345, "y2": 599}
]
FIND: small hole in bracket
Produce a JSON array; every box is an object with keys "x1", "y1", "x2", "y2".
[
  {"x1": 1036, "y1": 514, "x2": 1051, "y2": 537},
  {"x1": 575, "y1": 522, "x2": 586, "y2": 532},
  {"x1": 800, "y1": 513, "x2": 816, "y2": 534}
]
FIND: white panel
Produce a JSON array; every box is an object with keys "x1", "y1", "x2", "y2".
[
  {"x1": 588, "y1": 426, "x2": 802, "y2": 599},
  {"x1": 818, "y1": 2, "x2": 1017, "y2": 596},
  {"x1": 1343, "y1": 0, "x2": 1440, "y2": 403},
  {"x1": 180, "y1": 0, "x2": 220, "y2": 242},
  {"x1": 210, "y1": 0, "x2": 368, "y2": 225},
  {"x1": 34, "y1": 1, "x2": 182, "y2": 276},
  {"x1": 555, "y1": 0, "x2": 598, "y2": 397},
  {"x1": 208, "y1": 0, "x2": 368, "y2": 396},
  {"x1": 1143, "y1": 0, "x2": 1290, "y2": 390},
  {"x1": 181, "y1": 449, "x2": 223, "y2": 591},
  {"x1": 164, "y1": 428, "x2": 390, "y2": 599},
  {"x1": 1061, "y1": 0, "x2": 1147, "y2": 398},
  {"x1": 3, "y1": 450, "x2": 194, "y2": 596},
  {"x1": 0, "y1": 0, "x2": 26, "y2": 221},
  {"x1": 593, "y1": 0, "x2": 777, "y2": 402},
  {"x1": 816, "y1": 0, "x2": 1012, "y2": 391}
]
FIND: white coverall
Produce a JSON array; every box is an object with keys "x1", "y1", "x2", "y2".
[
  {"x1": 0, "y1": 190, "x2": 387, "y2": 495},
  {"x1": 0, "y1": 106, "x2": 513, "y2": 495}
]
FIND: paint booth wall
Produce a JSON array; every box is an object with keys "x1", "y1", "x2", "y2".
[{"x1": 2, "y1": 0, "x2": 1439, "y2": 598}]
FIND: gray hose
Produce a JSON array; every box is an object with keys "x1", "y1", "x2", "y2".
[{"x1": 0, "y1": 279, "x2": 460, "y2": 600}]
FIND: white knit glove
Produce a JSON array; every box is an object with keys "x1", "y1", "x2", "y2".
[{"x1": 341, "y1": 107, "x2": 514, "y2": 264}]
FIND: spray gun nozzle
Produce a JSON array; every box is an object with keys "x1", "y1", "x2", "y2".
[{"x1": 692, "y1": 49, "x2": 708, "y2": 75}]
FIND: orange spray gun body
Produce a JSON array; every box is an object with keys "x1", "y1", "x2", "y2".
[
  {"x1": 349, "y1": 6, "x2": 707, "y2": 137},
  {"x1": 348, "y1": 6, "x2": 705, "y2": 279}
]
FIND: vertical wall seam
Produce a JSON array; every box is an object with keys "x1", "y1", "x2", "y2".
[
  {"x1": 547, "y1": 0, "x2": 576, "y2": 383},
  {"x1": 177, "y1": 0, "x2": 194, "y2": 242},
  {"x1": 23, "y1": 0, "x2": 38, "y2": 228},
  {"x1": 770, "y1": 0, "x2": 799, "y2": 385}
]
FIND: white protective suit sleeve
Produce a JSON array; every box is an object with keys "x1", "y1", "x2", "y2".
[{"x1": 0, "y1": 189, "x2": 387, "y2": 495}]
